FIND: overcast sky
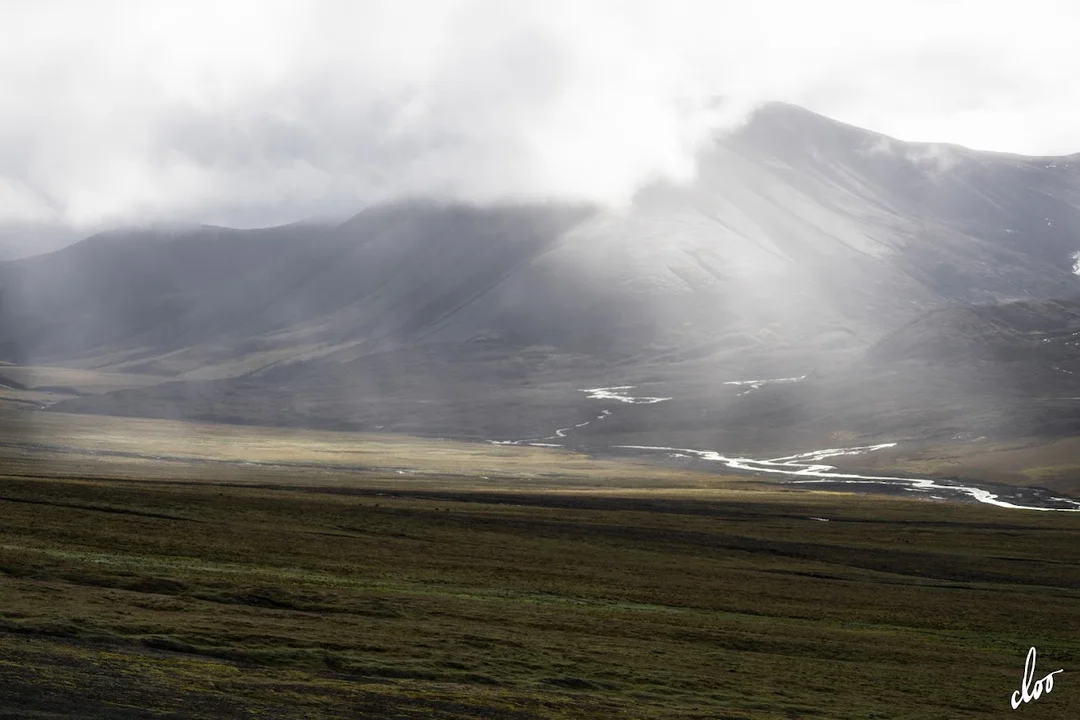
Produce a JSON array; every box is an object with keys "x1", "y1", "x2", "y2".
[{"x1": 3, "y1": 0, "x2": 1079, "y2": 232}]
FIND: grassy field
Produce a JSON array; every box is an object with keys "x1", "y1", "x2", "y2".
[
  {"x1": 1, "y1": 415, "x2": 1079, "y2": 718},
  {"x1": 829, "y1": 436, "x2": 1080, "y2": 496},
  {"x1": 0, "y1": 365, "x2": 167, "y2": 393},
  {"x1": 0, "y1": 410, "x2": 741, "y2": 490}
]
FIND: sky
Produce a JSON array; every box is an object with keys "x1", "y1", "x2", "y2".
[{"x1": 2, "y1": 0, "x2": 1079, "y2": 233}]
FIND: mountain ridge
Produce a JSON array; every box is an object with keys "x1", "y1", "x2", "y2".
[{"x1": 2, "y1": 102, "x2": 1080, "y2": 455}]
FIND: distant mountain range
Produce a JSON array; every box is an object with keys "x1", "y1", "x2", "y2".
[{"x1": 2, "y1": 103, "x2": 1080, "y2": 452}]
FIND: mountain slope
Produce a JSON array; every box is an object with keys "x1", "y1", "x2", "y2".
[
  {"x1": 0, "y1": 204, "x2": 594, "y2": 370},
  {"x1": 3, "y1": 103, "x2": 1080, "y2": 451}
]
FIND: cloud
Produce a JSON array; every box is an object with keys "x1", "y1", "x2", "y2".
[{"x1": 1, "y1": 0, "x2": 1078, "y2": 232}]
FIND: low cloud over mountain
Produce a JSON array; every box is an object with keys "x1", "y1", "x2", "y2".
[
  {"x1": 3, "y1": 0, "x2": 1080, "y2": 237},
  {"x1": 2, "y1": 104, "x2": 1079, "y2": 452}
]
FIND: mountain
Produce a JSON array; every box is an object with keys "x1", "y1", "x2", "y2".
[
  {"x1": 0, "y1": 223, "x2": 80, "y2": 261},
  {"x1": 2, "y1": 103, "x2": 1080, "y2": 452}
]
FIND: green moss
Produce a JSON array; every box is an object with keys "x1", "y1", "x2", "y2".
[
  {"x1": 1022, "y1": 464, "x2": 1080, "y2": 482},
  {"x1": 0, "y1": 470, "x2": 1077, "y2": 717}
]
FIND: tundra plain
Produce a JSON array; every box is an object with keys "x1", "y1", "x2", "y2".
[{"x1": 1, "y1": 412, "x2": 1078, "y2": 718}]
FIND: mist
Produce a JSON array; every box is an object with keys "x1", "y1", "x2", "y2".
[
  {"x1": 2, "y1": 0, "x2": 1080, "y2": 238},
  {"x1": 6, "y1": 4, "x2": 1080, "y2": 716}
]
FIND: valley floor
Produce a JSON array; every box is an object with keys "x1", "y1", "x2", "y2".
[{"x1": 1, "y1": 421, "x2": 1079, "y2": 718}]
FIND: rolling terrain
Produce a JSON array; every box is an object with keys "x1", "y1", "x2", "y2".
[
  {"x1": 2, "y1": 102, "x2": 1080, "y2": 483},
  {"x1": 4, "y1": 102, "x2": 1080, "y2": 717},
  {"x1": 2, "y1": 105, "x2": 1080, "y2": 477},
  {"x1": 0, "y1": 416, "x2": 1078, "y2": 719}
]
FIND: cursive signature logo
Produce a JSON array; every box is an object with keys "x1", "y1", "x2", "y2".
[{"x1": 1011, "y1": 647, "x2": 1063, "y2": 709}]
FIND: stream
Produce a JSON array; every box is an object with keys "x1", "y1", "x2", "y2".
[{"x1": 491, "y1": 382, "x2": 1080, "y2": 512}]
